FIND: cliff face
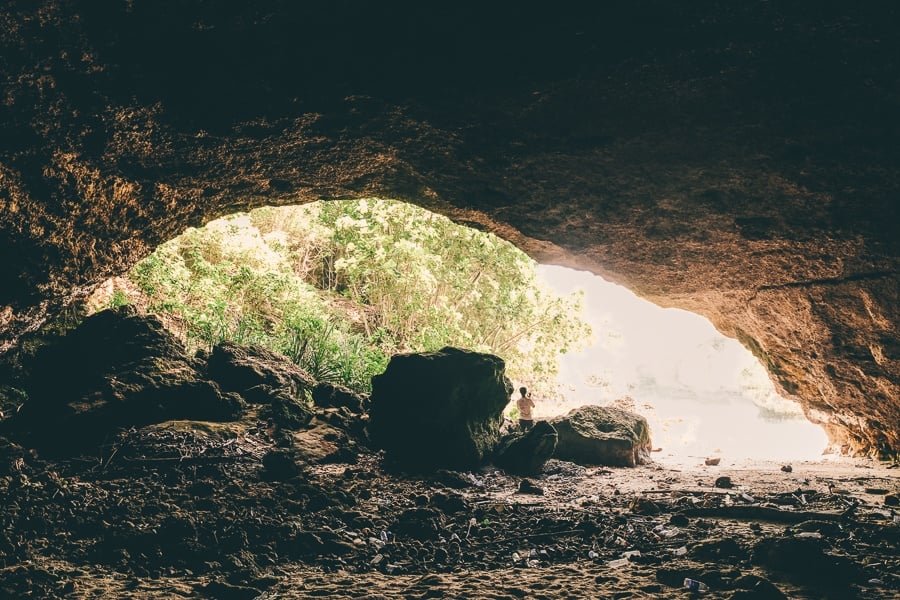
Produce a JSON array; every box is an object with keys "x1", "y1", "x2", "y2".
[{"x1": 1, "y1": 2, "x2": 897, "y2": 454}]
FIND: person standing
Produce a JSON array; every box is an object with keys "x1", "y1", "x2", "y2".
[{"x1": 516, "y1": 386, "x2": 535, "y2": 431}]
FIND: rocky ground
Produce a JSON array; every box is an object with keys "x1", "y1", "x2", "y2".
[
  {"x1": 1, "y1": 309, "x2": 897, "y2": 598},
  {"x1": 1, "y1": 413, "x2": 897, "y2": 599}
]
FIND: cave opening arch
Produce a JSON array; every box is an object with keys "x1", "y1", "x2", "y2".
[{"x1": 81, "y1": 199, "x2": 824, "y2": 460}]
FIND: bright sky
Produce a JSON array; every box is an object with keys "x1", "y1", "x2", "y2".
[{"x1": 536, "y1": 265, "x2": 829, "y2": 464}]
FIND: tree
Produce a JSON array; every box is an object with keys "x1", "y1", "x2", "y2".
[{"x1": 113, "y1": 199, "x2": 591, "y2": 394}]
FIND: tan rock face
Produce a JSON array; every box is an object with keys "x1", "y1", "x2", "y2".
[{"x1": 0, "y1": 3, "x2": 897, "y2": 454}]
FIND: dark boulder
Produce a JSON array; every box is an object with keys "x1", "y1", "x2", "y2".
[
  {"x1": 261, "y1": 448, "x2": 304, "y2": 481},
  {"x1": 368, "y1": 347, "x2": 512, "y2": 471},
  {"x1": 260, "y1": 389, "x2": 314, "y2": 430},
  {"x1": 206, "y1": 342, "x2": 315, "y2": 401},
  {"x1": 392, "y1": 507, "x2": 446, "y2": 541},
  {"x1": 732, "y1": 575, "x2": 788, "y2": 599},
  {"x1": 494, "y1": 421, "x2": 558, "y2": 475},
  {"x1": 751, "y1": 536, "x2": 861, "y2": 590},
  {"x1": 312, "y1": 382, "x2": 366, "y2": 413},
  {"x1": 549, "y1": 405, "x2": 652, "y2": 467},
  {"x1": 289, "y1": 530, "x2": 355, "y2": 557},
  {"x1": 516, "y1": 479, "x2": 545, "y2": 495},
  {"x1": 14, "y1": 307, "x2": 244, "y2": 452},
  {"x1": 691, "y1": 538, "x2": 749, "y2": 562},
  {"x1": 429, "y1": 490, "x2": 469, "y2": 515}
]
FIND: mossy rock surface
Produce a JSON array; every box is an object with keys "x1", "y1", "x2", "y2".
[{"x1": 549, "y1": 405, "x2": 651, "y2": 467}]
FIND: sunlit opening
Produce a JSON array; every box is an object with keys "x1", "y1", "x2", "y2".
[
  {"x1": 534, "y1": 265, "x2": 829, "y2": 465},
  {"x1": 89, "y1": 198, "x2": 829, "y2": 466}
]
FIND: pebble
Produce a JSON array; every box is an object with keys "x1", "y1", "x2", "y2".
[
  {"x1": 516, "y1": 479, "x2": 544, "y2": 495},
  {"x1": 714, "y1": 476, "x2": 733, "y2": 489}
]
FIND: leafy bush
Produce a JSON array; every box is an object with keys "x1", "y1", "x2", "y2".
[{"x1": 111, "y1": 200, "x2": 590, "y2": 393}]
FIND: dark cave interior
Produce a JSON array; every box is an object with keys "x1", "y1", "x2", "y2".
[{"x1": 0, "y1": 2, "x2": 897, "y2": 598}]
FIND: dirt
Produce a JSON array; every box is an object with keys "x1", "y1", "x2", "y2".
[{"x1": 1, "y1": 413, "x2": 897, "y2": 600}]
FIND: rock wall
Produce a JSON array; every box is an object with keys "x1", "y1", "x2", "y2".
[{"x1": 0, "y1": 2, "x2": 897, "y2": 454}]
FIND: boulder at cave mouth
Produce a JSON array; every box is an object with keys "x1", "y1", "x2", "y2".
[
  {"x1": 11, "y1": 307, "x2": 244, "y2": 452},
  {"x1": 368, "y1": 346, "x2": 513, "y2": 471},
  {"x1": 549, "y1": 405, "x2": 652, "y2": 467}
]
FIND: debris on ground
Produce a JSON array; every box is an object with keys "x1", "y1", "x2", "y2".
[{"x1": 715, "y1": 476, "x2": 734, "y2": 489}]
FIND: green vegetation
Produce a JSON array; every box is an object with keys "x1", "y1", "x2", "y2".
[{"x1": 108, "y1": 199, "x2": 590, "y2": 393}]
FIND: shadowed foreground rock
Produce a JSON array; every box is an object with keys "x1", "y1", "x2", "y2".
[
  {"x1": 550, "y1": 405, "x2": 652, "y2": 467},
  {"x1": 494, "y1": 421, "x2": 559, "y2": 476},
  {"x1": 9, "y1": 307, "x2": 244, "y2": 452},
  {"x1": 368, "y1": 347, "x2": 512, "y2": 471}
]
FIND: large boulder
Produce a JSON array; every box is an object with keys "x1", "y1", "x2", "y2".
[
  {"x1": 13, "y1": 307, "x2": 244, "y2": 452},
  {"x1": 368, "y1": 347, "x2": 512, "y2": 471},
  {"x1": 312, "y1": 382, "x2": 366, "y2": 414},
  {"x1": 549, "y1": 405, "x2": 652, "y2": 467},
  {"x1": 206, "y1": 342, "x2": 315, "y2": 401},
  {"x1": 494, "y1": 421, "x2": 558, "y2": 475}
]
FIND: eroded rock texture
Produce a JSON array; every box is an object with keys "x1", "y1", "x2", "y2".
[
  {"x1": 369, "y1": 347, "x2": 513, "y2": 471},
  {"x1": 10, "y1": 307, "x2": 245, "y2": 452},
  {"x1": 550, "y1": 406, "x2": 653, "y2": 468},
  {"x1": 0, "y1": 2, "x2": 897, "y2": 454}
]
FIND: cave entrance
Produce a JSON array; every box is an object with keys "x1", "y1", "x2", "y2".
[
  {"x1": 89, "y1": 198, "x2": 828, "y2": 464},
  {"x1": 535, "y1": 266, "x2": 829, "y2": 465}
]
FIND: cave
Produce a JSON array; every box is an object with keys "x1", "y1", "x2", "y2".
[{"x1": 1, "y1": 2, "x2": 898, "y2": 598}]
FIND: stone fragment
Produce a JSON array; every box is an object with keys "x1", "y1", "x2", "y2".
[
  {"x1": 733, "y1": 574, "x2": 788, "y2": 599},
  {"x1": 392, "y1": 507, "x2": 445, "y2": 541},
  {"x1": 494, "y1": 420, "x2": 558, "y2": 475},
  {"x1": 751, "y1": 537, "x2": 860, "y2": 589},
  {"x1": 429, "y1": 490, "x2": 469, "y2": 514},
  {"x1": 690, "y1": 538, "x2": 748, "y2": 561},
  {"x1": 312, "y1": 382, "x2": 366, "y2": 413},
  {"x1": 548, "y1": 405, "x2": 652, "y2": 467},
  {"x1": 368, "y1": 347, "x2": 512, "y2": 471},
  {"x1": 207, "y1": 341, "x2": 314, "y2": 400},
  {"x1": 262, "y1": 389, "x2": 313, "y2": 430},
  {"x1": 262, "y1": 449, "x2": 304, "y2": 481},
  {"x1": 715, "y1": 476, "x2": 734, "y2": 489}
]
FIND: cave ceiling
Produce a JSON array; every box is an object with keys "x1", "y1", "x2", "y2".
[{"x1": 0, "y1": 1, "x2": 897, "y2": 454}]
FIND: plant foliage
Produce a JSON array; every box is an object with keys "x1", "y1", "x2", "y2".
[{"x1": 115, "y1": 199, "x2": 590, "y2": 393}]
